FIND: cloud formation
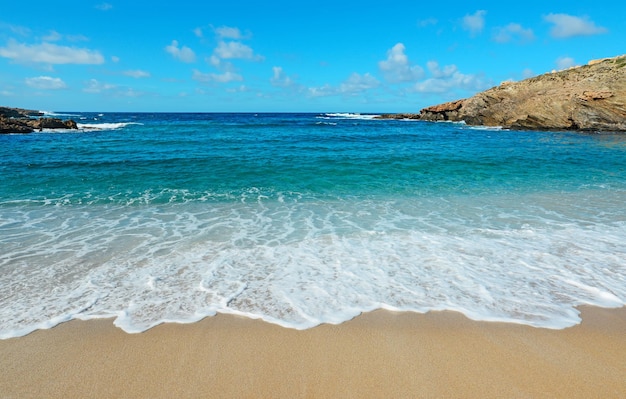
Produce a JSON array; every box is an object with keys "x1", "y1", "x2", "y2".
[
  {"x1": 214, "y1": 41, "x2": 262, "y2": 60},
  {"x1": 339, "y1": 73, "x2": 379, "y2": 95},
  {"x1": 83, "y1": 79, "x2": 116, "y2": 93},
  {"x1": 165, "y1": 40, "x2": 196, "y2": 63},
  {"x1": 0, "y1": 40, "x2": 104, "y2": 64},
  {"x1": 42, "y1": 31, "x2": 88, "y2": 43},
  {"x1": 493, "y1": 23, "x2": 535, "y2": 43},
  {"x1": 25, "y1": 76, "x2": 67, "y2": 89},
  {"x1": 0, "y1": 23, "x2": 30, "y2": 36},
  {"x1": 214, "y1": 26, "x2": 245, "y2": 40},
  {"x1": 195, "y1": 26, "x2": 263, "y2": 85},
  {"x1": 378, "y1": 43, "x2": 424, "y2": 83},
  {"x1": 463, "y1": 10, "x2": 486, "y2": 36},
  {"x1": 418, "y1": 18, "x2": 438, "y2": 28},
  {"x1": 95, "y1": 3, "x2": 113, "y2": 11},
  {"x1": 556, "y1": 56, "x2": 576, "y2": 70},
  {"x1": 308, "y1": 73, "x2": 379, "y2": 97},
  {"x1": 270, "y1": 66, "x2": 293, "y2": 87},
  {"x1": 544, "y1": 14, "x2": 608, "y2": 38},
  {"x1": 192, "y1": 69, "x2": 243, "y2": 83},
  {"x1": 123, "y1": 70, "x2": 150, "y2": 78},
  {"x1": 414, "y1": 61, "x2": 489, "y2": 93}
]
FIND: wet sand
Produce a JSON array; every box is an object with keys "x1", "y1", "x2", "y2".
[{"x1": 1, "y1": 306, "x2": 625, "y2": 398}]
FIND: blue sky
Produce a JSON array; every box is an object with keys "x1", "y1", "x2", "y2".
[{"x1": 1, "y1": 1, "x2": 623, "y2": 112}]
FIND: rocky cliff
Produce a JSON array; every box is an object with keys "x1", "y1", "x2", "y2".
[
  {"x1": 0, "y1": 107, "x2": 78, "y2": 133},
  {"x1": 381, "y1": 55, "x2": 626, "y2": 132}
]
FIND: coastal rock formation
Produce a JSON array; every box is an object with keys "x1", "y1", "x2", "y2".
[
  {"x1": 382, "y1": 55, "x2": 626, "y2": 132},
  {"x1": 0, "y1": 107, "x2": 78, "y2": 134},
  {"x1": 0, "y1": 106, "x2": 44, "y2": 118}
]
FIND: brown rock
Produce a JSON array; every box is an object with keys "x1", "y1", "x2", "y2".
[
  {"x1": 415, "y1": 54, "x2": 626, "y2": 132},
  {"x1": 27, "y1": 117, "x2": 77, "y2": 130},
  {"x1": 0, "y1": 107, "x2": 78, "y2": 134},
  {"x1": 0, "y1": 106, "x2": 43, "y2": 119},
  {"x1": 0, "y1": 116, "x2": 34, "y2": 133},
  {"x1": 376, "y1": 113, "x2": 421, "y2": 120},
  {"x1": 418, "y1": 100, "x2": 464, "y2": 121}
]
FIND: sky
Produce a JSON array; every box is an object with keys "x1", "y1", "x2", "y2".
[{"x1": 0, "y1": 1, "x2": 624, "y2": 113}]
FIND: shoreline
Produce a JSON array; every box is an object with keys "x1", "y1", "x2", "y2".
[{"x1": 1, "y1": 306, "x2": 624, "y2": 398}]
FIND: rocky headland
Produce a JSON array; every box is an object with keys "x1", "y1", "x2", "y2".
[
  {"x1": 0, "y1": 106, "x2": 78, "y2": 134},
  {"x1": 380, "y1": 55, "x2": 626, "y2": 132}
]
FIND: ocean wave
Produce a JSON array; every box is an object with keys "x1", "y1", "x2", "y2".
[
  {"x1": 466, "y1": 124, "x2": 506, "y2": 131},
  {"x1": 320, "y1": 113, "x2": 381, "y2": 120},
  {"x1": 40, "y1": 110, "x2": 82, "y2": 117},
  {"x1": 77, "y1": 122, "x2": 143, "y2": 131},
  {"x1": 0, "y1": 190, "x2": 624, "y2": 339}
]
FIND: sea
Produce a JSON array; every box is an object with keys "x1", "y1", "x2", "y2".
[{"x1": 1, "y1": 112, "x2": 625, "y2": 339}]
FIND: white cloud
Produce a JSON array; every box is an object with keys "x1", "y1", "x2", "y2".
[
  {"x1": 308, "y1": 73, "x2": 379, "y2": 97},
  {"x1": 43, "y1": 30, "x2": 62, "y2": 42},
  {"x1": 414, "y1": 61, "x2": 489, "y2": 93},
  {"x1": 206, "y1": 56, "x2": 239, "y2": 74},
  {"x1": 308, "y1": 84, "x2": 336, "y2": 98},
  {"x1": 123, "y1": 70, "x2": 150, "y2": 78},
  {"x1": 0, "y1": 40, "x2": 104, "y2": 64},
  {"x1": 67, "y1": 34, "x2": 89, "y2": 42},
  {"x1": 463, "y1": 10, "x2": 486, "y2": 36},
  {"x1": 493, "y1": 23, "x2": 534, "y2": 43},
  {"x1": 194, "y1": 27, "x2": 203, "y2": 38},
  {"x1": 556, "y1": 56, "x2": 576, "y2": 70},
  {"x1": 214, "y1": 26, "x2": 244, "y2": 40},
  {"x1": 418, "y1": 18, "x2": 438, "y2": 28},
  {"x1": 270, "y1": 66, "x2": 293, "y2": 87},
  {"x1": 426, "y1": 61, "x2": 458, "y2": 78},
  {"x1": 25, "y1": 76, "x2": 67, "y2": 89},
  {"x1": 42, "y1": 30, "x2": 88, "y2": 43},
  {"x1": 165, "y1": 40, "x2": 196, "y2": 63},
  {"x1": 111, "y1": 55, "x2": 120, "y2": 63},
  {"x1": 544, "y1": 14, "x2": 607, "y2": 38},
  {"x1": 378, "y1": 43, "x2": 424, "y2": 83},
  {"x1": 193, "y1": 27, "x2": 262, "y2": 85},
  {"x1": 339, "y1": 73, "x2": 379, "y2": 94},
  {"x1": 226, "y1": 85, "x2": 249, "y2": 93},
  {"x1": 192, "y1": 69, "x2": 243, "y2": 83},
  {"x1": 214, "y1": 41, "x2": 262, "y2": 60},
  {"x1": 95, "y1": 3, "x2": 113, "y2": 11},
  {"x1": 120, "y1": 88, "x2": 142, "y2": 97},
  {"x1": 206, "y1": 55, "x2": 221, "y2": 68},
  {"x1": 83, "y1": 79, "x2": 116, "y2": 93},
  {"x1": 522, "y1": 68, "x2": 535, "y2": 79},
  {"x1": 0, "y1": 23, "x2": 30, "y2": 36}
]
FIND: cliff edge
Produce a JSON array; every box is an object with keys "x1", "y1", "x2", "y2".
[{"x1": 382, "y1": 55, "x2": 626, "y2": 132}]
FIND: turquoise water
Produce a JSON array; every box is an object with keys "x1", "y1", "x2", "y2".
[{"x1": 1, "y1": 112, "x2": 625, "y2": 337}]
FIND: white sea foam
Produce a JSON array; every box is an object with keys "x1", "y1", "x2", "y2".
[
  {"x1": 1, "y1": 188, "x2": 624, "y2": 339},
  {"x1": 322, "y1": 113, "x2": 381, "y2": 120},
  {"x1": 76, "y1": 122, "x2": 142, "y2": 131},
  {"x1": 466, "y1": 124, "x2": 506, "y2": 131},
  {"x1": 40, "y1": 110, "x2": 82, "y2": 117},
  {"x1": 39, "y1": 128, "x2": 84, "y2": 134}
]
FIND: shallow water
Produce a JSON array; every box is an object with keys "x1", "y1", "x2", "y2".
[{"x1": 1, "y1": 112, "x2": 625, "y2": 338}]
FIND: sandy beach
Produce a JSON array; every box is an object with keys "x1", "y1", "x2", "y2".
[{"x1": 0, "y1": 306, "x2": 624, "y2": 398}]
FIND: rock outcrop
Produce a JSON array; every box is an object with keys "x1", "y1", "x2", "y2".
[
  {"x1": 381, "y1": 55, "x2": 626, "y2": 132},
  {"x1": 0, "y1": 107, "x2": 78, "y2": 134}
]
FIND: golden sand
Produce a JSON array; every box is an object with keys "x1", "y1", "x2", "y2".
[{"x1": 1, "y1": 306, "x2": 624, "y2": 398}]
